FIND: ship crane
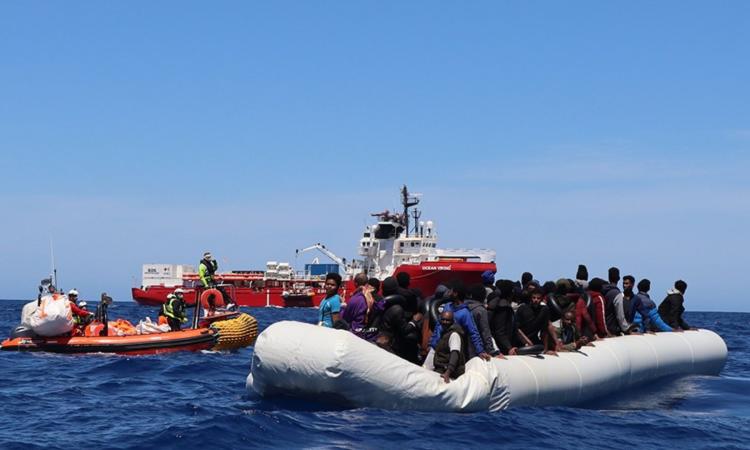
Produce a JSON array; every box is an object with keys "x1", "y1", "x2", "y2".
[{"x1": 295, "y1": 243, "x2": 348, "y2": 269}]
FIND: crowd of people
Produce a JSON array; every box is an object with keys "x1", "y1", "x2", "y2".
[{"x1": 321, "y1": 265, "x2": 693, "y2": 383}]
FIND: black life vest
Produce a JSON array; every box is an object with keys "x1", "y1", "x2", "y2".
[{"x1": 433, "y1": 324, "x2": 466, "y2": 377}]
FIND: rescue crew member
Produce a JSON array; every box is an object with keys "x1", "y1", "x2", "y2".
[
  {"x1": 199, "y1": 252, "x2": 236, "y2": 310},
  {"x1": 68, "y1": 289, "x2": 93, "y2": 325},
  {"x1": 199, "y1": 252, "x2": 218, "y2": 288},
  {"x1": 160, "y1": 291, "x2": 188, "y2": 331}
]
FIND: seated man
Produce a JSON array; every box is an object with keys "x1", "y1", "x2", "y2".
[
  {"x1": 67, "y1": 289, "x2": 93, "y2": 327},
  {"x1": 515, "y1": 289, "x2": 551, "y2": 347},
  {"x1": 632, "y1": 279, "x2": 672, "y2": 332},
  {"x1": 658, "y1": 280, "x2": 692, "y2": 330},
  {"x1": 432, "y1": 311, "x2": 466, "y2": 383},
  {"x1": 557, "y1": 310, "x2": 589, "y2": 351}
]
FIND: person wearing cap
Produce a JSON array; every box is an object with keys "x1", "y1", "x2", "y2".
[
  {"x1": 199, "y1": 252, "x2": 237, "y2": 310},
  {"x1": 160, "y1": 291, "x2": 188, "y2": 331},
  {"x1": 68, "y1": 289, "x2": 93, "y2": 326},
  {"x1": 199, "y1": 252, "x2": 219, "y2": 288}
]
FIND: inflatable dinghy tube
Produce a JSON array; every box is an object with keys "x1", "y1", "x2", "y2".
[{"x1": 246, "y1": 321, "x2": 727, "y2": 412}]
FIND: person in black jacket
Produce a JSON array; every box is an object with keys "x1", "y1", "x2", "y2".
[
  {"x1": 466, "y1": 284, "x2": 500, "y2": 357},
  {"x1": 377, "y1": 277, "x2": 422, "y2": 363},
  {"x1": 658, "y1": 280, "x2": 692, "y2": 330},
  {"x1": 487, "y1": 280, "x2": 518, "y2": 355},
  {"x1": 395, "y1": 272, "x2": 419, "y2": 314}
]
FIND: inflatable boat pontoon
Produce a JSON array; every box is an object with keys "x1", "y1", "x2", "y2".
[{"x1": 246, "y1": 321, "x2": 727, "y2": 412}]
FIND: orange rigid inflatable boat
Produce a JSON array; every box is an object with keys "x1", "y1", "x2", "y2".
[{"x1": 1, "y1": 327, "x2": 218, "y2": 355}]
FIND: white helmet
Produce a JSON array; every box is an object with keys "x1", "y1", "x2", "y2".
[
  {"x1": 174, "y1": 288, "x2": 185, "y2": 295},
  {"x1": 78, "y1": 301, "x2": 88, "y2": 309},
  {"x1": 68, "y1": 289, "x2": 79, "y2": 297}
]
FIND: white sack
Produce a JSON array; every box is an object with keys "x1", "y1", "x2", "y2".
[
  {"x1": 29, "y1": 294, "x2": 75, "y2": 337},
  {"x1": 135, "y1": 317, "x2": 171, "y2": 334}
]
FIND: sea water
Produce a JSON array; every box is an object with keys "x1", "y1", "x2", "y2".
[{"x1": 1, "y1": 300, "x2": 748, "y2": 449}]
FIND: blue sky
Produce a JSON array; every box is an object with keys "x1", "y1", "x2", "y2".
[{"x1": 1, "y1": 2, "x2": 748, "y2": 311}]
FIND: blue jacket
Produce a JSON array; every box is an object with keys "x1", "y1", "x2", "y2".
[
  {"x1": 632, "y1": 292, "x2": 672, "y2": 332},
  {"x1": 430, "y1": 302, "x2": 485, "y2": 355}
]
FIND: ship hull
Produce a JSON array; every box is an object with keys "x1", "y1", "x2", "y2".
[{"x1": 132, "y1": 261, "x2": 496, "y2": 307}]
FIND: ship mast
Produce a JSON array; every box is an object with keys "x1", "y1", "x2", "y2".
[{"x1": 401, "y1": 185, "x2": 420, "y2": 237}]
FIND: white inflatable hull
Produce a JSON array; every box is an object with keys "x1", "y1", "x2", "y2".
[{"x1": 246, "y1": 321, "x2": 727, "y2": 412}]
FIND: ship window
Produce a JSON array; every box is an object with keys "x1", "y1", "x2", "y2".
[
  {"x1": 375, "y1": 224, "x2": 397, "y2": 239},
  {"x1": 363, "y1": 232, "x2": 370, "y2": 237}
]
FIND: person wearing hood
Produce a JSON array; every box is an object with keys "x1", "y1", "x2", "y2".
[
  {"x1": 420, "y1": 284, "x2": 449, "y2": 356},
  {"x1": 631, "y1": 279, "x2": 673, "y2": 332},
  {"x1": 378, "y1": 277, "x2": 422, "y2": 363},
  {"x1": 575, "y1": 264, "x2": 589, "y2": 290},
  {"x1": 395, "y1": 272, "x2": 419, "y2": 314},
  {"x1": 432, "y1": 310, "x2": 466, "y2": 383},
  {"x1": 428, "y1": 279, "x2": 491, "y2": 361},
  {"x1": 587, "y1": 278, "x2": 615, "y2": 338},
  {"x1": 481, "y1": 270, "x2": 497, "y2": 296},
  {"x1": 658, "y1": 280, "x2": 692, "y2": 330},
  {"x1": 487, "y1": 280, "x2": 518, "y2": 355},
  {"x1": 466, "y1": 284, "x2": 501, "y2": 357}
]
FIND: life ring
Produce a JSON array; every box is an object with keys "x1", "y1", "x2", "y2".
[
  {"x1": 429, "y1": 297, "x2": 452, "y2": 326},
  {"x1": 200, "y1": 289, "x2": 225, "y2": 309}
]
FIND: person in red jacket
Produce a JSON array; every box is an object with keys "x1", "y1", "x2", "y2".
[
  {"x1": 68, "y1": 289, "x2": 93, "y2": 321},
  {"x1": 587, "y1": 278, "x2": 614, "y2": 338}
]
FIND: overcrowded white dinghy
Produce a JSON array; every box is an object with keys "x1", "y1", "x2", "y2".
[{"x1": 246, "y1": 321, "x2": 727, "y2": 412}]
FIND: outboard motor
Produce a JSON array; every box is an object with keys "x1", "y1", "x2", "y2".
[{"x1": 10, "y1": 325, "x2": 37, "y2": 339}]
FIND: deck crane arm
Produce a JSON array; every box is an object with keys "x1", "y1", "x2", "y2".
[{"x1": 295, "y1": 243, "x2": 347, "y2": 268}]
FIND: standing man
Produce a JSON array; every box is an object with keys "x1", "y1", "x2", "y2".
[
  {"x1": 342, "y1": 273, "x2": 371, "y2": 338},
  {"x1": 199, "y1": 252, "x2": 218, "y2": 288},
  {"x1": 604, "y1": 267, "x2": 629, "y2": 334},
  {"x1": 318, "y1": 272, "x2": 343, "y2": 328},
  {"x1": 199, "y1": 252, "x2": 236, "y2": 310}
]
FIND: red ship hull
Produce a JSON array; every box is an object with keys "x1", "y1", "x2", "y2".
[{"x1": 132, "y1": 261, "x2": 496, "y2": 307}]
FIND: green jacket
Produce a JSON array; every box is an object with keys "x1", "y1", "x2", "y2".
[
  {"x1": 162, "y1": 297, "x2": 187, "y2": 323},
  {"x1": 199, "y1": 259, "x2": 218, "y2": 288}
]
